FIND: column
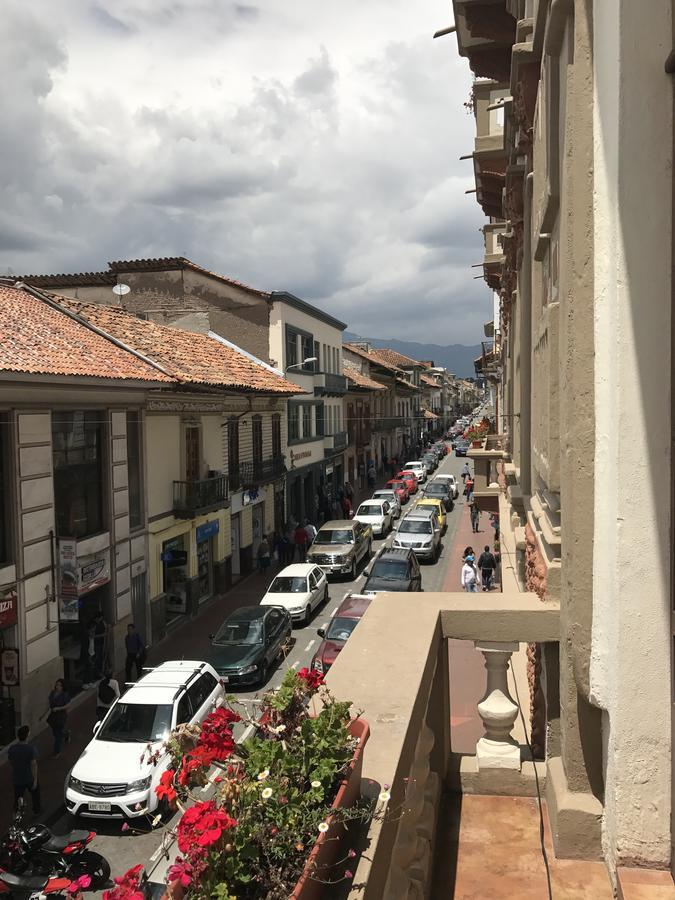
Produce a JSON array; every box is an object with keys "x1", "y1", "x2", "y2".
[{"x1": 474, "y1": 641, "x2": 521, "y2": 770}]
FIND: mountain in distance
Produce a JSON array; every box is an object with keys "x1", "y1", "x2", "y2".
[{"x1": 343, "y1": 331, "x2": 480, "y2": 378}]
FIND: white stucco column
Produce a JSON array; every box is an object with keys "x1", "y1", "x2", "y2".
[{"x1": 474, "y1": 641, "x2": 521, "y2": 770}]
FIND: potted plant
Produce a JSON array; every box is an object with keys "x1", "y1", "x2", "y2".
[{"x1": 103, "y1": 668, "x2": 373, "y2": 900}]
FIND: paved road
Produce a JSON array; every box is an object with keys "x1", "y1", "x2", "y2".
[{"x1": 49, "y1": 445, "x2": 469, "y2": 895}]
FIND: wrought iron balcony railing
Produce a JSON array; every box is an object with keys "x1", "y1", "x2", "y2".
[
  {"x1": 173, "y1": 475, "x2": 228, "y2": 518},
  {"x1": 229, "y1": 456, "x2": 286, "y2": 491}
]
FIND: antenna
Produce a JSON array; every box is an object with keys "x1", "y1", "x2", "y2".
[{"x1": 112, "y1": 283, "x2": 130, "y2": 297}]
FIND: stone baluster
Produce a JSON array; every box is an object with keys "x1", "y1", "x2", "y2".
[{"x1": 474, "y1": 641, "x2": 521, "y2": 770}]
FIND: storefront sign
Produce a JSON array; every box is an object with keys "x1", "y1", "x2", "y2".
[
  {"x1": 163, "y1": 537, "x2": 188, "y2": 616},
  {"x1": 325, "y1": 463, "x2": 334, "y2": 476},
  {"x1": 58, "y1": 540, "x2": 111, "y2": 621},
  {"x1": 1, "y1": 648, "x2": 19, "y2": 686},
  {"x1": 196, "y1": 520, "x2": 220, "y2": 543},
  {"x1": 0, "y1": 587, "x2": 18, "y2": 630},
  {"x1": 242, "y1": 490, "x2": 259, "y2": 506},
  {"x1": 291, "y1": 449, "x2": 313, "y2": 462}
]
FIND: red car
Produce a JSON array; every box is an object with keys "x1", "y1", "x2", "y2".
[
  {"x1": 397, "y1": 470, "x2": 419, "y2": 494},
  {"x1": 311, "y1": 593, "x2": 372, "y2": 675},
  {"x1": 386, "y1": 478, "x2": 410, "y2": 504}
]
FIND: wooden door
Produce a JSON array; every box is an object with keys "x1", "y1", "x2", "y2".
[{"x1": 185, "y1": 425, "x2": 200, "y2": 483}]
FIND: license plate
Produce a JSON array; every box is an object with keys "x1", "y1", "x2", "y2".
[
  {"x1": 221, "y1": 675, "x2": 229, "y2": 683},
  {"x1": 89, "y1": 801, "x2": 111, "y2": 812}
]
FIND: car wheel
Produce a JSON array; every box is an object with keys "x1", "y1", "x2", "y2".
[
  {"x1": 349, "y1": 558, "x2": 356, "y2": 580},
  {"x1": 323, "y1": 585, "x2": 329, "y2": 603},
  {"x1": 367, "y1": 540, "x2": 373, "y2": 558},
  {"x1": 259, "y1": 659, "x2": 269, "y2": 685},
  {"x1": 304, "y1": 604, "x2": 312, "y2": 625}
]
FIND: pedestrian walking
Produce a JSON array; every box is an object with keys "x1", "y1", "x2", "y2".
[
  {"x1": 92, "y1": 611, "x2": 108, "y2": 677},
  {"x1": 461, "y1": 462, "x2": 471, "y2": 483},
  {"x1": 367, "y1": 461, "x2": 376, "y2": 489},
  {"x1": 462, "y1": 545, "x2": 475, "y2": 562},
  {"x1": 257, "y1": 535, "x2": 271, "y2": 573},
  {"x1": 461, "y1": 554, "x2": 479, "y2": 593},
  {"x1": 8, "y1": 725, "x2": 41, "y2": 814},
  {"x1": 464, "y1": 477, "x2": 475, "y2": 502},
  {"x1": 304, "y1": 518, "x2": 317, "y2": 546},
  {"x1": 96, "y1": 669, "x2": 120, "y2": 723},
  {"x1": 294, "y1": 522, "x2": 309, "y2": 562},
  {"x1": 44, "y1": 679, "x2": 71, "y2": 758},
  {"x1": 341, "y1": 494, "x2": 353, "y2": 519},
  {"x1": 470, "y1": 498, "x2": 481, "y2": 533},
  {"x1": 124, "y1": 623, "x2": 145, "y2": 684},
  {"x1": 477, "y1": 544, "x2": 497, "y2": 592}
]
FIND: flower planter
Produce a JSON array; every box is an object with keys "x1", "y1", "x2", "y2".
[
  {"x1": 163, "y1": 717, "x2": 370, "y2": 900},
  {"x1": 471, "y1": 440, "x2": 482, "y2": 448}
]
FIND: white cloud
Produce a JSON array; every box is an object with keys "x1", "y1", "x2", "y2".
[{"x1": 1, "y1": 0, "x2": 493, "y2": 343}]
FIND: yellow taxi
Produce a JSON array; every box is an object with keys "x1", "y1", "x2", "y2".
[{"x1": 414, "y1": 497, "x2": 447, "y2": 533}]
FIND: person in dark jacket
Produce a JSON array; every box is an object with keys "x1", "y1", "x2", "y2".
[
  {"x1": 477, "y1": 545, "x2": 497, "y2": 591},
  {"x1": 9, "y1": 725, "x2": 41, "y2": 813},
  {"x1": 125, "y1": 624, "x2": 145, "y2": 683},
  {"x1": 44, "y1": 679, "x2": 71, "y2": 758}
]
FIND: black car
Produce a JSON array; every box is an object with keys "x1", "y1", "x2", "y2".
[
  {"x1": 455, "y1": 441, "x2": 470, "y2": 457},
  {"x1": 362, "y1": 548, "x2": 422, "y2": 594},
  {"x1": 209, "y1": 606, "x2": 291, "y2": 687},
  {"x1": 423, "y1": 480, "x2": 454, "y2": 511}
]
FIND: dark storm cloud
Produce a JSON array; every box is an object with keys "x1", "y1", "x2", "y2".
[{"x1": 1, "y1": 0, "x2": 494, "y2": 343}]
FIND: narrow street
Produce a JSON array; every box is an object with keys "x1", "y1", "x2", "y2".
[{"x1": 42, "y1": 447, "x2": 472, "y2": 893}]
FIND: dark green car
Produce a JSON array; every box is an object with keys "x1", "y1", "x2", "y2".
[{"x1": 209, "y1": 606, "x2": 291, "y2": 688}]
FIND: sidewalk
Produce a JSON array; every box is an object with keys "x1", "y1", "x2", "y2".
[{"x1": 0, "y1": 568, "x2": 278, "y2": 836}]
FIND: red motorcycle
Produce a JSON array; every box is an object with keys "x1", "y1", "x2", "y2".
[{"x1": 0, "y1": 869, "x2": 71, "y2": 898}]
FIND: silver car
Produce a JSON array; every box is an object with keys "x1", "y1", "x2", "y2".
[
  {"x1": 372, "y1": 488, "x2": 402, "y2": 518},
  {"x1": 392, "y1": 510, "x2": 441, "y2": 561}
]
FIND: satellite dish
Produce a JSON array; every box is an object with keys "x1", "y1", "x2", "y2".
[{"x1": 112, "y1": 283, "x2": 130, "y2": 296}]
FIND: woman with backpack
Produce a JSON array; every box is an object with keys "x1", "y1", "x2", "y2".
[{"x1": 96, "y1": 670, "x2": 120, "y2": 723}]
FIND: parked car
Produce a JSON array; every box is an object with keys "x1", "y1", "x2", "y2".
[
  {"x1": 260, "y1": 563, "x2": 329, "y2": 625},
  {"x1": 307, "y1": 520, "x2": 373, "y2": 579},
  {"x1": 372, "y1": 487, "x2": 402, "y2": 518},
  {"x1": 353, "y1": 498, "x2": 393, "y2": 537},
  {"x1": 65, "y1": 660, "x2": 225, "y2": 820},
  {"x1": 423, "y1": 479, "x2": 454, "y2": 511},
  {"x1": 397, "y1": 470, "x2": 419, "y2": 495},
  {"x1": 362, "y1": 547, "x2": 422, "y2": 594},
  {"x1": 420, "y1": 454, "x2": 436, "y2": 474},
  {"x1": 386, "y1": 478, "x2": 410, "y2": 504},
  {"x1": 310, "y1": 593, "x2": 372, "y2": 675},
  {"x1": 414, "y1": 497, "x2": 447, "y2": 533},
  {"x1": 209, "y1": 606, "x2": 292, "y2": 684},
  {"x1": 403, "y1": 461, "x2": 427, "y2": 484},
  {"x1": 433, "y1": 473, "x2": 459, "y2": 499},
  {"x1": 393, "y1": 511, "x2": 442, "y2": 561}
]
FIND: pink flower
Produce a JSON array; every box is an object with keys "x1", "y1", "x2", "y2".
[
  {"x1": 348, "y1": 849, "x2": 356, "y2": 858},
  {"x1": 121, "y1": 822, "x2": 130, "y2": 832},
  {"x1": 345, "y1": 869, "x2": 354, "y2": 879}
]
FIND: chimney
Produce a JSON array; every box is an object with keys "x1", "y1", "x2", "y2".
[{"x1": 350, "y1": 341, "x2": 371, "y2": 352}]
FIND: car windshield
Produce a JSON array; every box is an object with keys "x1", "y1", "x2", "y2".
[
  {"x1": 269, "y1": 576, "x2": 307, "y2": 593},
  {"x1": 325, "y1": 616, "x2": 359, "y2": 641},
  {"x1": 357, "y1": 503, "x2": 382, "y2": 516},
  {"x1": 399, "y1": 519, "x2": 432, "y2": 534},
  {"x1": 370, "y1": 560, "x2": 408, "y2": 579},
  {"x1": 374, "y1": 492, "x2": 396, "y2": 501},
  {"x1": 213, "y1": 619, "x2": 264, "y2": 645},
  {"x1": 315, "y1": 529, "x2": 354, "y2": 544},
  {"x1": 97, "y1": 703, "x2": 173, "y2": 743},
  {"x1": 426, "y1": 485, "x2": 448, "y2": 494}
]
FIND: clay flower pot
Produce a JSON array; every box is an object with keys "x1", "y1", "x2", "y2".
[{"x1": 163, "y1": 717, "x2": 370, "y2": 900}]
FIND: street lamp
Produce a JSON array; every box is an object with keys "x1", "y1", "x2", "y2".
[{"x1": 285, "y1": 357, "x2": 318, "y2": 373}]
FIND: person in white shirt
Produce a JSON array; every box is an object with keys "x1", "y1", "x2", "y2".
[
  {"x1": 304, "y1": 519, "x2": 317, "y2": 545},
  {"x1": 96, "y1": 670, "x2": 120, "y2": 723},
  {"x1": 461, "y1": 554, "x2": 479, "y2": 593}
]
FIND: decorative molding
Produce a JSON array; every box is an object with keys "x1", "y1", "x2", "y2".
[{"x1": 147, "y1": 398, "x2": 225, "y2": 413}]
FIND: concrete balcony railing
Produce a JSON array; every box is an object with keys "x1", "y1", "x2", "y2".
[
  {"x1": 324, "y1": 431, "x2": 348, "y2": 454},
  {"x1": 483, "y1": 222, "x2": 507, "y2": 264},
  {"x1": 325, "y1": 590, "x2": 559, "y2": 899},
  {"x1": 314, "y1": 372, "x2": 348, "y2": 396}
]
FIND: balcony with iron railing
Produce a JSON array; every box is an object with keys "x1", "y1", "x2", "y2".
[
  {"x1": 374, "y1": 415, "x2": 405, "y2": 431},
  {"x1": 324, "y1": 431, "x2": 348, "y2": 455},
  {"x1": 229, "y1": 456, "x2": 285, "y2": 492},
  {"x1": 173, "y1": 474, "x2": 229, "y2": 518}
]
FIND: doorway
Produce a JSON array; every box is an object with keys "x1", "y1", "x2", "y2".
[
  {"x1": 231, "y1": 515, "x2": 241, "y2": 577},
  {"x1": 252, "y1": 504, "x2": 264, "y2": 558}
]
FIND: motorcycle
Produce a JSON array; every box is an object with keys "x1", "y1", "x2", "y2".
[
  {"x1": 0, "y1": 869, "x2": 71, "y2": 899},
  {"x1": 0, "y1": 802, "x2": 109, "y2": 892}
]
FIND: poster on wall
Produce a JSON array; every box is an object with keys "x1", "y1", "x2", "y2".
[
  {"x1": 0, "y1": 586, "x2": 18, "y2": 630},
  {"x1": 58, "y1": 540, "x2": 111, "y2": 621},
  {"x1": 1, "y1": 648, "x2": 19, "y2": 686}
]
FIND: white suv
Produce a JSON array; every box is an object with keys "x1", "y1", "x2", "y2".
[
  {"x1": 403, "y1": 461, "x2": 427, "y2": 484},
  {"x1": 66, "y1": 661, "x2": 224, "y2": 819}
]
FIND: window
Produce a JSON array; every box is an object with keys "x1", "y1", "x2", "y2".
[
  {"x1": 300, "y1": 334, "x2": 313, "y2": 368},
  {"x1": 326, "y1": 405, "x2": 332, "y2": 436},
  {"x1": 252, "y1": 415, "x2": 263, "y2": 466},
  {"x1": 176, "y1": 693, "x2": 193, "y2": 725},
  {"x1": 188, "y1": 672, "x2": 217, "y2": 714},
  {"x1": 316, "y1": 403, "x2": 324, "y2": 437},
  {"x1": 285, "y1": 327, "x2": 298, "y2": 368},
  {"x1": 323, "y1": 344, "x2": 328, "y2": 371},
  {"x1": 127, "y1": 411, "x2": 142, "y2": 529},
  {"x1": 288, "y1": 405, "x2": 299, "y2": 442},
  {"x1": 314, "y1": 341, "x2": 321, "y2": 372},
  {"x1": 185, "y1": 424, "x2": 200, "y2": 482},
  {"x1": 302, "y1": 405, "x2": 311, "y2": 439},
  {"x1": 52, "y1": 411, "x2": 104, "y2": 539},
  {"x1": 336, "y1": 407, "x2": 341, "y2": 433},
  {"x1": 228, "y1": 417, "x2": 240, "y2": 480},
  {"x1": 272, "y1": 414, "x2": 282, "y2": 458}
]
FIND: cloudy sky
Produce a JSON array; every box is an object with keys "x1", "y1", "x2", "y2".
[{"x1": 2, "y1": 0, "x2": 491, "y2": 344}]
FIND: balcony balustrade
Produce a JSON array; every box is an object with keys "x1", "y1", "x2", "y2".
[
  {"x1": 314, "y1": 371, "x2": 348, "y2": 395},
  {"x1": 173, "y1": 474, "x2": 228, "y2": 518},
  {"x1": 325, "y1": 590, "x2": 559, "y2": 898},
  {"x1": 324, "y1": 431, "x2": 348, "y2": 454},
  {"x1": 229, "y1": 456, "x2": 285, "y2": 492}
]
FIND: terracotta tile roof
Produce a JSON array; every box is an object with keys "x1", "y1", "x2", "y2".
[
  {"x1": 20, "y1": 257, "x2": 271, "y2": 298},
  {"x1": 421, "y1": 373, "x2": 439, "y2": 387},
  {"x1": 343, "y1": 364, "x2": 385, "y2": 391},
  {"x1": 395, "y1": 376, "x2": 419, "y2": 392},
  {"x1": 54, "y1": 297, "x2": 301, "y2": 394},
  {"x1": 372, "y1": 347, "x2": 424, "y2": 369},
  {"x1": 343, "y1": 343, "x2": 402, "y2": 374},
  {"x1": 0, "y1": 284, "x2": 172, "y2": 383}
]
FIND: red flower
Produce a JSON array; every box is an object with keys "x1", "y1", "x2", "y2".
[
  {"x1": 103, "y1": 864, "x2": 146, "y2": 900},
  {"x1": 194, "y1": 707, "x2": 239, "y2": 763},
  {"x1": 297, "y1": 667, "x2": 324, "y2": 691},
  {"x1": 167, "y1": 857, "x2": 194, "y2": 889},
  {"x1": 155, "y1": 770, "x2": 177, "y2": 804},
  {"x1": 177, "y1": 755, "x2": 203, "y2": 786},
  {"x1": 176, "y1": 801, "x2": 236, "y2": 857}
]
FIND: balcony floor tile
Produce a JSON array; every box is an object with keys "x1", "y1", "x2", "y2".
[{"x1": 432, "y1": 794, "x2": 613, "y2": 899}]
